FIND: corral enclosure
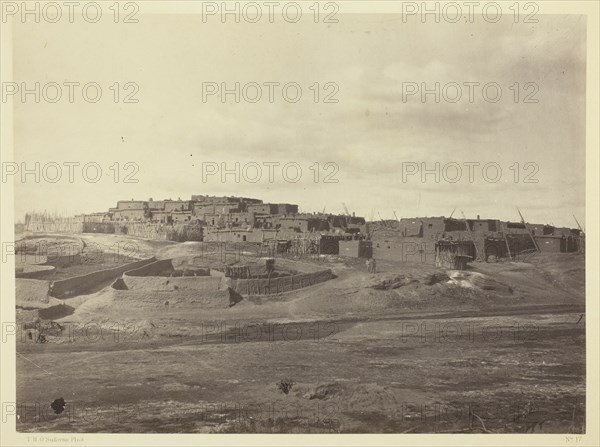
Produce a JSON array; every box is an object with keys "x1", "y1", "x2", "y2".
[
  {"x1": 121, "y1": 258, "x2": 224, "y2": 293},
  {"x1": 128, "y1": 258, "x2": 212, "y2": 277},
  {"x1": 115, "y1": 256, "x2": 333, "y2": 299}
]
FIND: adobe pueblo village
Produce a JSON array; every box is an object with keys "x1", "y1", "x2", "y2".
[{"x1": 15, "y1": 194, "x2": 585, "y2": 433}]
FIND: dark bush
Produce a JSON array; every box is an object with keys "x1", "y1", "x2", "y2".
[{"x1": 277, "y1": 378, "x2": 295, "y2": 395}]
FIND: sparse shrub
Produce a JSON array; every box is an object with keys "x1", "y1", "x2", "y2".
[{"x1": 277, "y1": 378, "x2": 295, "y2": 395}]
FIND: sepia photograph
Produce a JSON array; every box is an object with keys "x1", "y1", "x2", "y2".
[{"x1": 1, "y1": 1, "x2": 598, "y2": 445}]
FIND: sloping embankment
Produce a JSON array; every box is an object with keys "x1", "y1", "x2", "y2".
[{"x1": 49, "y1": 257, "x2": 156, "y2": 299}]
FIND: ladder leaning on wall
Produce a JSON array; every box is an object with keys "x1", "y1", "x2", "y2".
[{"x1": 460, "y1": 211, "x2": 482, "y2": 262}]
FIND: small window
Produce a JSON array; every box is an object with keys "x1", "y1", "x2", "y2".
[{"x1": 243, "y1": 235, "x2": 247, "y2": 241}]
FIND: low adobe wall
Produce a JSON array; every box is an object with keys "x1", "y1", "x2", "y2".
[
  {"x1": 339, "y1": 240, "x2": 372, "y2": 258},
  {"x1": 122, "y1": 274, "x2": 223, "y2": 292},
  {"x1": 49, "y1": 257, "x2": 156, "y2": 298},
  {"x1": 271, "y1": 258, "x2": 329, "y2": 274},
  {"x1": 126, "y1": 258, "x2": 211, "y2": 277},
  {"x1": 122, "y1": 259, "x2": 223, "y2": 292},
  {"x1": 535, "y1": 236, "x2": 563, "y2": 253},
  {"x1": 372, "y1": 238, "x2": 436, "y2": 265},
  {"x1": 110, "y1": 282, "x2": 235, "y2": 308},
  {"x1": 114, "y1": 257, "x2": 231, "y2": 307},
  {"x1": 125, "y1": 259, "x2": 173, "y2": 276},
  {"x1": 230, "y1": 268, "x2": 332, "y2": 296},
  {"x1": 15, "y1": 265, "x2": 56, "y2": 279}
]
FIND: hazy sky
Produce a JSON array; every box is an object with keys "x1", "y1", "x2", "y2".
[{"x1": 10, "y1": 11, "x2": 586, "y2": 227}]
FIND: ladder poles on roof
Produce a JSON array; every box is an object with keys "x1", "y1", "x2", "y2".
[
  {"x1": 573, "y1": 214, "x2": 585, "y2": 253},
  {"x1": 503, "y1": 232, "x2": 513, "y2": 261},
  {"x1": 342, "y1": 202, "x2": 350, "y2": 217},
  {"x1": 517, "y1": 207, "x2": 526, "y2": 224},
  {"x1": 573, "y1": 214, "x2": 584, "y2": 234},
  {"x1": 516, "y1": 207, "x2": 540, "y2": 252},
  {"x1": 460, "y1": 210, "x2": 481, "y2": 261}
]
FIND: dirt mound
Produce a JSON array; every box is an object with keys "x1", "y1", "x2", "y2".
[
  {"x1": 447, "y1": 271, "x2": 513, "y2": 294},
  {"x1": 59, "y1": 288, "x2": 116, "y2": 321},
  {"x1": 156, "y1": 242, "x2": 206, "y2": 260},
  {"x1": 367, "y1": 274, "x2": 419, "y2": 290},
  {"x1": 38, "y1": 304, "x2": 75, "y2": 320},
  {"x1": 15, "y1": 253, "x2": 49, "y2": 266},
  {"x1": 294, "y1": 382, "x2": 401, "y2": 410},
  {"x1": 422, "y1": 271, "x2": 451, "y2": 285},
  {"x1": 288, "y1": 265, "x2": 522, "y2": 316},
  {"x1": 15, "y1": 279, "x2": 51, "y2": 306},
  {"x1": 15, "y1": 309, "x2": 41, "y2": 326},
  {"x1": 302, "y1": 382, "x2": 346, "y2": 400},
  {"x1": 170, "y1": 256, "x2": 209, "y2": 269},
  {"x1": 366, "y1": 271, "x2": 449, "y2": 289},
  {"x1": 530, "y1": 252, "x2": 585, "y2": 298}
]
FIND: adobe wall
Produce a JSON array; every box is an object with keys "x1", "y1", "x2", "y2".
[
  {"x1": 26, "y1": 220, "x2": 83, "y2": 233},
  {"x1": 122, "y1": 258, "x2": 223, "y2": 291},
  {"x1": 49, "y1": 257, "x2": 156, "y2": 298},
  {"x1": 339, "y1": 240, "x2": 372, "y2": 258},
  {"x1": 110, "y1": 285, "x2": 234, "y2": 309},
  {"x1": 272, "y1": 258, "x2": 330, "y2": 274},
  {"x1": 214, "y1": 257, "x2": 333, "y2": 296},
  {"x1": 372, "y1": 238, "x2": 436, "y2": 265},
  {"x1": 205, "y1": 230, "x2": 264, "y2": 243},
  {"x1": 15, "y1": 265, "x2": 56, "y2": 279},
  {"x1": 113, "y1": 222, "x2": 168, "y2": 240},
  {"x1": 565, "y1": 236, "x2": 581, "y2": 252},
  {"x1": 535, "y1": 237, "x2": 563, "y2": 253},
  {"x1": 484, "y1": 235, "x2": 535, "y2": 259},
  {"x1": 230, "y1": 269, "x2": 332, "y2": 296},
  {"x1": 397, "y1": 217, "x2": 446, "y2": 240},
  {"x1": 122, "y1": 274, "x2": 223, "y2": 292},
  {"x1": 125, "y1": 259, "x2": 173, "y2": 276},
  {"x1": 126, "y1": 257, "x2": 211, "y2": 276}
]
